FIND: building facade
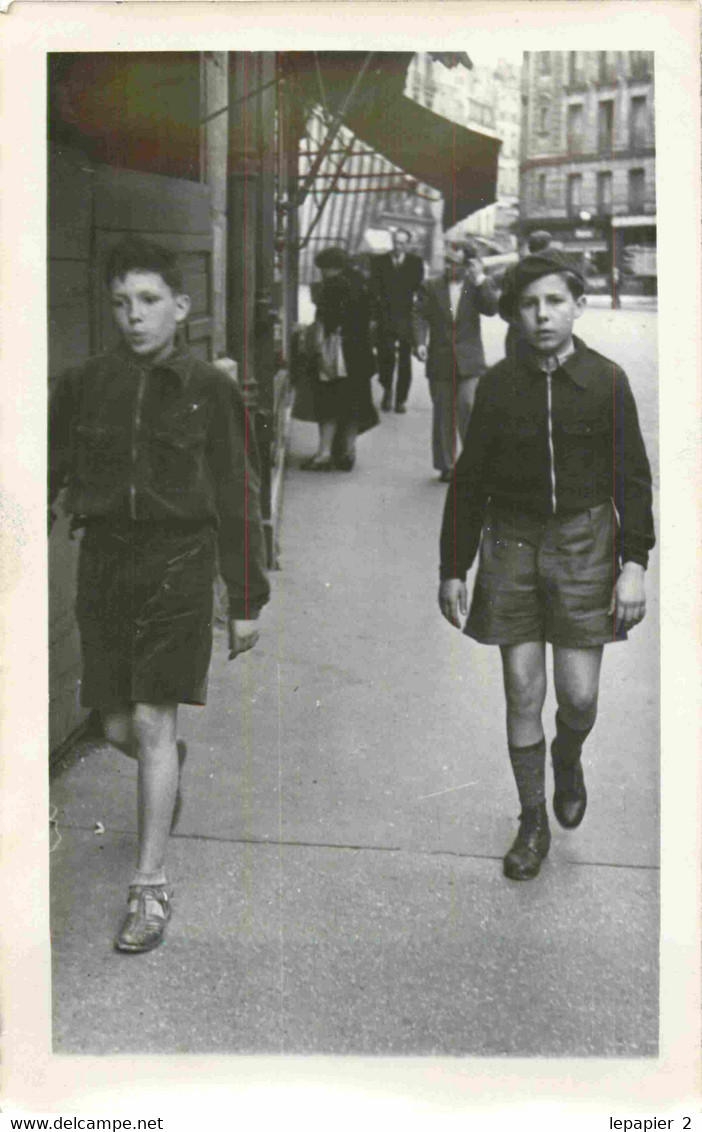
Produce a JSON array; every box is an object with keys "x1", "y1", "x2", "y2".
[
  {"x1": 520, "y1": 50, "x2": 656, "y2": 292},
  {"x1": 406, "y1": 53, "x2": 521, "y2": 248}
]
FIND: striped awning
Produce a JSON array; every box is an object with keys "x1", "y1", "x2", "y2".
[{"x1": 285, "y1": 52, "x2": 500, "y2": 229}]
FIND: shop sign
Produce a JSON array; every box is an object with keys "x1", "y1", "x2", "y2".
[{"x1": 574, "y1": 227, "x2": 595, "y2": 238}]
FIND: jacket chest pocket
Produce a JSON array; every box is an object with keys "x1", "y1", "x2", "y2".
[
  {"x1": 560, "y1": 416, "x2": 609, "y2": 439},
  {"x1": 149, "y1": 424, "x2": 207, "y2": 493},
  {"x1": 559, "y1": 415, "x2": 609, "y2": 486},
  {"x1": 75, "y1": 423, "x2": 128, "y2": 481}
]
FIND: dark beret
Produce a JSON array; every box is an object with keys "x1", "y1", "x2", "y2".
[
  {"x1": 315, "y1": 245, "x2": 349, "y2": 271},
  {"x1": 527, "y1": 229, "x2": 553, "y2": 253},
  {"x1": 498, "y1": 251, "x2": 586, "y2": 321}
]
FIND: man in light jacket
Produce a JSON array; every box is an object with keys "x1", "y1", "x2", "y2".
[{"x1": 414, "y1": 241, "x2": 498, "y2": 481}]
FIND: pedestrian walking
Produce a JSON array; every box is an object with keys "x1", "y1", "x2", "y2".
[
  {"x1": 369, "y1": 227, "x2": 424, "y2": 414},
  {"x1": 437, "y1": 251, "x2": 655, "y2": 881},
  {"x1": 294, "y1": 246, "x2": 379, "y2": 472},
  {"x1": 49, "y1": 236, "x2": 270, "y2": 952},
  {"x1": 413, "y1": 241, "x2": 498, "y2": 482}
]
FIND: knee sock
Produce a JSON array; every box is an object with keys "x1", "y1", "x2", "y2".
[
  {"x1": 508, "y1": 738, "x2": 546, "y2": 812},
  {"x1": 552, "y1": 710, "x2": 594, "y2": 766}
]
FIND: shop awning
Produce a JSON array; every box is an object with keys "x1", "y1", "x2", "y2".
[{"x1": 285, "y1": 52, "x2": 501, "y2": 228}]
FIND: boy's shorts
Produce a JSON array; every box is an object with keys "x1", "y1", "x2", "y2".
[
  {"x1": 465, "y1": 501, "x2": 625, "y2": 648},
  {"x1": 76, "y1": 520, "x2": 216, "y2": 708}
]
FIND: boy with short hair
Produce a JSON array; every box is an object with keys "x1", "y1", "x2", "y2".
[
  {"x1": 50, "y1": 236, "x2": 270, "y2": 950},
  {"x1": 438, "y1": 251, "x2": 654, "y2": 881}
]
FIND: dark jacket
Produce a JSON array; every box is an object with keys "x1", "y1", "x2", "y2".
[
  {"x1": 49, "y1": 345, "x2": 270, "y2": 619},
  {"x1": 370, "y1": 251, "x2": 425, "y2": 340},
  {"x1": 439, "y1": 336, "x2": 655, "y2": 578},
  {"x1": 414, "y1": 273, "x2": 499, "y2": 382},
  {"x1": 312, "y1": 267, "x2": 377, "y2": 380}
]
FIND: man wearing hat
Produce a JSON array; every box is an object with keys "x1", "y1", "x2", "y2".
[
  {"x1": 413, "y1": 241, "x2": 498, "y2": 482},
  {"x1": 437, "y1": 251, "x2": 655, "y2": 882},
  {"x1": 370, "y1": 227, "x2": 425, "y2": 414}
]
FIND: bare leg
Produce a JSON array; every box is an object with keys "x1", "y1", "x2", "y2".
[
  {"x1": 316, "y1": 420, "x2": 336, "y2": 460},
  {"x1": 102, "y1": 706, "x2": 137, "y2": 759},
  {"x1": 113, "y1": 702, "x2": 179, "y2": 951},
  {"x1": 500, "y1": 641, "x2": 547, "y2": 746},
  {"x1": 552, "y1": 645, "x2": 603, "y2": 730},
  {"x1": 341, "y1": 421, "x2": 357, "y2": 459},
  {"x1": 131, "y1": 702, "x2": 179, "y2": 878}
]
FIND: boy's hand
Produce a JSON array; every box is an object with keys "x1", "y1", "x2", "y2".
[
  {"x1": 609, "y1": 562, "x2": 646, "y2": 632},
  {"x1": 228, "y1": 618, "x2": 260, "y2": 659},
  {"x1": 438, "y1": 579, "x2": 467, "y2": 629}
]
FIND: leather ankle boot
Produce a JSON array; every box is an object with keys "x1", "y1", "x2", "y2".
[
  {"x1": 552, "y1": 744, "x2": 587, "y2": 829},
  {"x1": 503, "y1": 803, "x2": 551, "y2": 881}
]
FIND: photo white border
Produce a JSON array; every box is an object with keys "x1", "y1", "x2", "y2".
[{"x1": 0, "y1": 0, "x2": 700, "y2": 1119}]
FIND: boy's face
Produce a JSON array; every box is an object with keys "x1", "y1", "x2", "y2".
[
  {"x1": 110, "y1": 271, "x2": 190, "y2": 363},
  {"x1": 515, "y1": 272, "x2": 585, "y2": 355}
]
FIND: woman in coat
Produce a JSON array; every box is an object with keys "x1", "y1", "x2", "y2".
[{"x1": 294, "y1": 246, "x2": 378, "y2": 471}]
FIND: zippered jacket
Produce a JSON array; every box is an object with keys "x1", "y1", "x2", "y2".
[
  {"x1": 439, "y1": 336, "x2": 655, "y2": 579},
  {"x1": 49, "y1": 345, "x2": 270, "y2": 619}
]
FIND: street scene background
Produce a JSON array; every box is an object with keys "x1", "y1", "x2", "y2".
[{"x1": 47, "y1": 49, "x2": 659, "y2": 1057}]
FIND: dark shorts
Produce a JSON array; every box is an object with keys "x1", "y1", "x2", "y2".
[
  {"x1": 76, "y1": 520, "x2": 217, "y2": 708},
  {"x1": 465, "y1": 501, "x2": 625, "y2": 648}
]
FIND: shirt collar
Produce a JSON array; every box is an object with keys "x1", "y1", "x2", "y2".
[
  {"x1": 116, "y1": 342, "x2": 194, "y2": 388},
  {"x1": 520, "y1": 336, "x2": 590, "y2": 388}
]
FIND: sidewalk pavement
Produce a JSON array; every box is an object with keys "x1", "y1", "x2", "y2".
[{"x1": 49, "y1": 304, "x2": 659, "y2": 1057}]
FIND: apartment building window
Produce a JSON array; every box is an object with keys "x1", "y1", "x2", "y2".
[
  {"x1": 566, "y1": 173, "x2": 583, "y2": 216},
  {"x1": 598, "y1": 100, "x2": 614, "y2": 152},
  {"x1": 598, "y1": 51, "x2": 617, "y2": 84},
  {"x1": 597, "y1": 171, "x2": 613, "y2": 215},
  {"x1": 629, "y1": 52, "x2": 650, "y2": 81},
  {"x1": 567, "y1": 103, "x2": 584, "y2": 154},
  {"x1": 630, "y1": 95, "x2": 647, "y2": 149},
  {"x1": 538, "y1": 103, "x2": 549, "y2": 134},
  {"x1": 537, "y1": 173, "x2": 546, "y2": 206},
  {"x1": 568, "y1": 51, "x2": 585, "y2": 86},
  {"x1": 628, "y1": 168, "x2": 645, "y2": 211},
  {"x1": 538, "y1": 52, "x2": 551, "y2": 75}
]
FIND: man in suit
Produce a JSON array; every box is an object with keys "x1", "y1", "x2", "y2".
[
  {"x1": 370, "y1": 227, "x2": 425, "y2": 413},
  {"x1": 414, "y1": 241, "x2": 498, "y2": 481}
]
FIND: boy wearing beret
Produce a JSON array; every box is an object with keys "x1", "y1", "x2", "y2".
[
  {"x1": 438, "y1": 252, "x2": 654, "y2": 880},
  {"x1": 50, "y1": 237, "x2": 270, "y2": 950}
]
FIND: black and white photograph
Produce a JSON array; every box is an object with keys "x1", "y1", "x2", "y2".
[{"x1": 1, "y1": 0, "x2": 700, "y2": 1118}]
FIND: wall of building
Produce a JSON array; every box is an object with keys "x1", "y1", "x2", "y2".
[
  {"x1": 204, "y1": 52, "x2": 230, "y2": 359},
  {"x1": 406, "y1": 53, "x2": 521, "y2": 246},
  {"x1": 519, "y1": 50, "x2": 656, "y2": 286}
]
